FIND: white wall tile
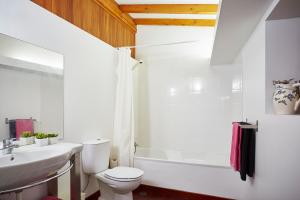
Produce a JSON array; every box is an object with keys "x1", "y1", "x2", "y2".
[{"x1": 135, "y1": 26, "x2": 243, "y2": 155}]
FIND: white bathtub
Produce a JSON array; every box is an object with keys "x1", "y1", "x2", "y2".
[{"x1": 134, "y1": 147, "x2": 242, "y2": 199}]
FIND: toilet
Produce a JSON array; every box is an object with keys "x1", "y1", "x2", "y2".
[{"x1": 82, "y1": 139, "x2": 143, "y2": 200}]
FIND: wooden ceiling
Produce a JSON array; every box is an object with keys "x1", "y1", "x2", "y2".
[
  {"x1": 119, "y1": 4, "x2": 218, "y2": 14},
  {"x1": 134, "y1": 18, "x2": 216, "y2": 26},
  {"x1": 118, "y1": 3, "x2": 218, "y2": 27}
]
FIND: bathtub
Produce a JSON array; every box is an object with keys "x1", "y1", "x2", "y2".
[{"x1": 134, "y1": 147, "x2": 242, "y2": 199}]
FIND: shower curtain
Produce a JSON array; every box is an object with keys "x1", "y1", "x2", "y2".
[{"x1": 112, "y1": 48, "x2": 135, "y2": 167}]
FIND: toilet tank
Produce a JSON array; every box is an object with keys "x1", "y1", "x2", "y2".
[{"x1": 82, "y1": 139, "x2": 111, "y2": 174}]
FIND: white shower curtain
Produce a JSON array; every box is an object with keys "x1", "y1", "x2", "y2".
[{"x1": 112, "y1": 48, "x2": 135, "y2": 167}]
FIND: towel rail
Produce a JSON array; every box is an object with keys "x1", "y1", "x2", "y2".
[
  {"x1": 239, "y1": 119, "x2": 258, "y2": 131},
  {"x1": 5, "y1": 117, "x2": 37, "y2": 124},
  {"x1": 0, "y1": 161, "x2": 73, "y2": 194}
]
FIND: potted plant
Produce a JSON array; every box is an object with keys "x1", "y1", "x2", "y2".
[
  {"x1": 35, "y1": 133, "x2": 48, "y2": 146},
  {"x1": 20, "y1": 131, "x2": 34, "y2": 145},
  {"x1": 48, "y1": 133, "x2": 59, "y2": 145}
]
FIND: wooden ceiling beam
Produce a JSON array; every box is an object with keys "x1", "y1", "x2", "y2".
[
  {"x1": 93, "y1": 0, "x2": 136, "y2": 32},
  {"x1": 134, "y1": 18, "x2": 216, "y2": 27},
  {"x1": 120, "y1": 4, "x2": 218, "y2": 14}
]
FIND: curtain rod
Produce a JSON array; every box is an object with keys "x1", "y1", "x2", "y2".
[{"x1": 117, "y1": 40, "x2": 200, "y2": 49}]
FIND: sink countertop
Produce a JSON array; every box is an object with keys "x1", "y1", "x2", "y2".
[
  {"x1": 1, "y1": 142, "x2": 83, "y2": 155},
  {"x1": 0, "y1": 141, "x2": 82, "y2": 154}
]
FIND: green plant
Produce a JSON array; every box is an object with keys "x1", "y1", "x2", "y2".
[
  {"x1": 35, "y1": 133, "x2": 48, "y2": 139},
  {"x1": 47, "y1": 133, "x2": 58, "y2": 138},
  {"x1": 21, "y1": 131, "x2": 33, "y2": 138}
]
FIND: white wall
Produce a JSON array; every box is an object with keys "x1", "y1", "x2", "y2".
[
  {"x1": 0, "y1": 0, "x2": 118, "y2": 199},
  {"x1": 135, "y1": 25, "x2": 243, "y2": 156},
  {"x1": 238, "y1": 1, "x2": 300, "y2": 199},
  {"x1": 265, "y1": 17, "x2": 300, "y2": 114}
]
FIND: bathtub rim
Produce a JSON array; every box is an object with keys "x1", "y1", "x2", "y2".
[{"x1": 134, "y1": 155, "x2": 231, "y2": 169}]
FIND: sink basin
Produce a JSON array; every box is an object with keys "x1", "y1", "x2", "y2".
[{"x1": 0, "y1": 143, "x2": 80, "y2": 191}]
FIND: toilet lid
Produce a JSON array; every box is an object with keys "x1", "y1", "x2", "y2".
[{"x1": 104, "y1": 167, "x2": 144, "y2": 180}]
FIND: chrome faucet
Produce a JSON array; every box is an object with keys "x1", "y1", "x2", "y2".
[
  {"x1": 1, "y1": 138, "x2": 18, "y2": 155},
  {"x1": 134, "y1": 142, "x2": 138, "y2": 154}
]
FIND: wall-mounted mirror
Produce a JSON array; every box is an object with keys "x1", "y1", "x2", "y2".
[{"x1": 0, "y1": 33, "x2": 64, "y2": 140}]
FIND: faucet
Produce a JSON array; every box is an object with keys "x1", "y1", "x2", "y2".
[
  {"x1": 1, "y1": 138, "x2": 18, "y2": 155},
  {"x1": 134, "y1": 142, "x2": 138, "y2": 154}
]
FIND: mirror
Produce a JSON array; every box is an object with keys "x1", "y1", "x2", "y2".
[{"x1": 0, "y1": 33, "x2": 64, "y2": 141}]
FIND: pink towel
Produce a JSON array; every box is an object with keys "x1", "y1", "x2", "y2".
[
  {"x1": 15, "y1": 119, "x2": 33, "y2": 139},
  {"x1": 230, "y1": 122, "x2": 241, "y2": 171}
]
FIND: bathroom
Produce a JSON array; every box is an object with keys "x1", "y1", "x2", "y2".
[{"x1": 0, "y1": 0, "x2": 300, "y2": 200}]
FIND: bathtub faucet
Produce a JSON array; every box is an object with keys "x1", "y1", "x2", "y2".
[{"x1": 134, "y1": 142, "x2": 138, "y2": 154}]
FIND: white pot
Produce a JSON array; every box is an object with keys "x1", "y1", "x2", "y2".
[
  {"x1": 49, "y1": 137, "x2": 58, "y2": 145},
  {"x1": 35, "y1": 138, "x2": 48, "y2": 146},
  {"x1": 273, "y1": 83, "x2": 300, "y2": 114},
  {"x1": 20, "y1": 137, "x2": 34, "y2": 145}
]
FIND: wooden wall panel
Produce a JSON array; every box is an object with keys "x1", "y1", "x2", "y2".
[{"x1": 32, "y1": 0, "x2": 136, "y2": 57}]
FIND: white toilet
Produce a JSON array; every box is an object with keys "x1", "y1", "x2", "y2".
[{"x1": 82, "y1": 139, "x2": 144, "y2": 200}]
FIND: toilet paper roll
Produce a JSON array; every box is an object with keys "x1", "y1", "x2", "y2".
[
  {"x1": 110, "y1": 158, "x2": 118, "y2": 168},
  {"x1": 81, "y1": 192, "x2": 85, "y2": 200}
]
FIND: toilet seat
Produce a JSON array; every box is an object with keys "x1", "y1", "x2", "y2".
[{"x1": 103, "y1": 167, "x2": 144, "y2": 182}]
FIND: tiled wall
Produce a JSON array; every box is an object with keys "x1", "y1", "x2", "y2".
[{"x1": 135, "y1": 26, "x2": 243, "y2": 156}]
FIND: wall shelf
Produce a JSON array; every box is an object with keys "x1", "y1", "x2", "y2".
[{"x1": 265, "y1": 0, "x2": 300, "y2": 115}]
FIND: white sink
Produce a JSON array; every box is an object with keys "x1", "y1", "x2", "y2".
[{"x1": 0, "y1": 143, "x2": 82, "y2": 191}]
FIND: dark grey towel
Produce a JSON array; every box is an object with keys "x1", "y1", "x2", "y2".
[
  {"x1": 240, "y1": 128, "x2": 255, "y2": 181},
  {"x1": 9, "y1": 120, "x2": 16, "y2": 138}
]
